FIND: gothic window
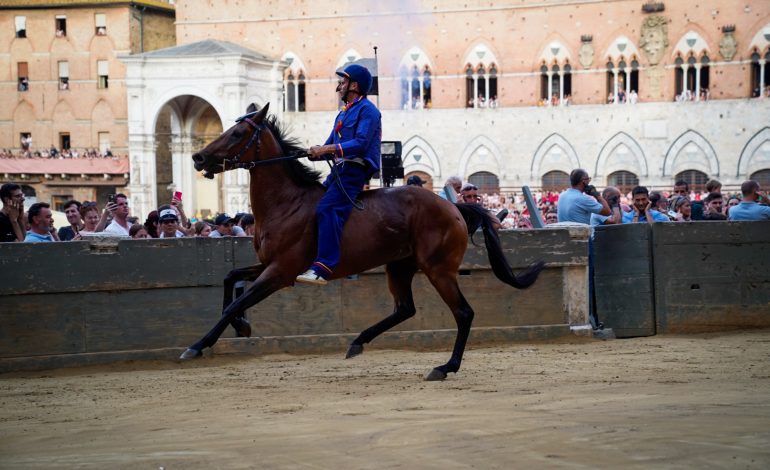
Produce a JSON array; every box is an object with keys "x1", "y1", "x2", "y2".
[
  {"x1": 750, "y1": 49, "x2": 770, "y2": 97},
  {"x1": 675, "y1": 54, "x2": 710, "y2": 101},
  {"x1": 750, "y1": 169, "x2": 770, "y2": 187},
  {"x1": 17, "y1": 62, "x2": 29, "y2": 91},
  {"x1": 607, "y1": 170, "x2": 639, "y2": 195},
  {"x1": 469, "y1": 171, "x2": 500, "y2": 193},
  {"x1": 400, "y1": 67, "x2": 410, "y2": 109},
  {"x1": 283, "y1": 71, "x2": 306, "y2": 112},
  {"x1": 541, "y1": 61, "x2": 570, "y2": 106},
  {"x1": 675, "y1": 170, "x2": 709, "y2": 193},
  {"x1": 540, "y1": 64, "x2": 549, "y2": 101},
  {"x1": 422, "y1": 67, "x2": 432, "y2": 108},
  {"x1": 466, "y1": 64, "x2": 498, "y2": 108},
  {"x1": 607, "y1": 58, "x2": 639, "y2": 104},
  {"x1": 541, "y1": 170, "x2": 569, "y2": 192},
  {"x1": 401, "y1": 65, "x2": 431, "y2": 109},
  {"x1": 95, "y1": 13, "x2": 107, "y2": 36}
]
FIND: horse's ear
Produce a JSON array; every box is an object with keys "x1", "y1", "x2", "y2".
[
  {"x1": 254, "y1": 102, "x2": 270, "y2": 123},
  {"x1": 246, "y1": 103, "x2": 258, "y2": 113}
]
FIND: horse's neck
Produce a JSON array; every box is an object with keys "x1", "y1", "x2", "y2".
[{"x1": 247, "y1": 167, "x2": 321, "y2": 223}]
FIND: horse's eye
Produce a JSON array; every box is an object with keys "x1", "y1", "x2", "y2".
[{"x1": 227, "y1": 130, "x2": 242, "y2": 145}]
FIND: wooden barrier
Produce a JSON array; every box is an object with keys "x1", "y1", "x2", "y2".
[
  {"x1": 594, "y1": 220, "x2": 770, "y2": 336},
  {"x1": 0, "y1": 227, "x2": 590, "y2": 372}
]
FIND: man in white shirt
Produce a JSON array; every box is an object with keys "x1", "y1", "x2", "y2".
[{"x1": 103, "y1": 193, "x2": 131, "y2": 236}]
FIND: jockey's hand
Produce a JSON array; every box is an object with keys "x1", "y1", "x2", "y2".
[{"x1": 309, "y1": 145, "x2": 335, "y2": 161}]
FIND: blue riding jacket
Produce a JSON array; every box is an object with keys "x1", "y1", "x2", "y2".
[{"x1": 324, "y1": 97, "x2": 381, "y2": 174}]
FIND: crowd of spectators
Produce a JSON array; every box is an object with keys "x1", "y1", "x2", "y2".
[
  {"x1": 2, "y1": 174, "x2": 769, "y2": 244},
  {"x1": 675, "y1": 88, "x2": 711, "y2": 102},
  {"x1": 0, "y1": 183, "x2": 258, "y2": 243},
  {"x1": 0, "y1": 146, "x2": 117, "y2": 159}
]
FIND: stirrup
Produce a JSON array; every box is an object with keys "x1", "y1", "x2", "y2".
[{"x1": 295, "y1": 269, "x2": 328, "y2": 286}]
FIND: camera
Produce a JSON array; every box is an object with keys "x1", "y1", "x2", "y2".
[
  {"x1": 107, "y1": 194, "x2": 115, "y2": 204},
  {"x1": 584, "y1": 185, "x2": 599, "y2": 198}
]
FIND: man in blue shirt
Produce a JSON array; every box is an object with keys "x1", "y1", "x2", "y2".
[
  {"x1": 296, "y1": 64, "x2": 382, "y2": 285},
  {"x1": 557, "y1": 169, "x2": 610, "y2": 224},
  {"x1": 24, "y1": 202, "x2": 56, "y2": 242},
  {"x1": 622, "y1": 186, "x2": 671, "y2": 224},
  {"x1": 728, "y1": 180, "x2": 770, "y2": 221}
]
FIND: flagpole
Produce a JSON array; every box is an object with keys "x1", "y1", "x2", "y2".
[{"x1": 373, "y1": 46, "x2": 379, "y2": 108}]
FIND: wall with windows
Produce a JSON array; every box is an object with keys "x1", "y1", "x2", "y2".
[
  {"x1": 0, "y1": 2, "x2": 175, "y2": 154},
  {"x1": 175, "y1": 0, "x2": 770, "y2": 111}
]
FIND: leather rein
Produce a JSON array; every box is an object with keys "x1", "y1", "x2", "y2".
[{"x1": 220, "y1": 116, "x2": 309, "y2": 172}]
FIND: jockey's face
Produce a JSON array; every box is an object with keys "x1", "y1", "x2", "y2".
[{"x1": 336, "y1": 77, "x2": 359, "y2": 102}]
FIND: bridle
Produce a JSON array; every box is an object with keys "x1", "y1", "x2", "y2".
[{"x1": 222, "y1": 116, "x2": 265, "y2": 171}]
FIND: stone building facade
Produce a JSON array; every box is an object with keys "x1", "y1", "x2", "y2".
[
  {"x1": 117, "y1": 0, "x2": 770, "y2": 217},
  {"x1": 0, "y1": 0, "x2": 175, "y2": 210}
]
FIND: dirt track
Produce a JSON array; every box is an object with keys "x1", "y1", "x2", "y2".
[{"x1": 1, "y1": 330, "x2": 769, "y2": 469}]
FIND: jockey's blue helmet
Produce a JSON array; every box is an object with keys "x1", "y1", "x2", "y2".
[{"x1": 336, "y1": 64, "x2": 373, "y2": 95}]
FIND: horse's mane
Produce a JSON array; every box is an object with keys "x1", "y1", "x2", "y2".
[{"x1": 263, "y1": 115, "x2": 323, "y2": 188}]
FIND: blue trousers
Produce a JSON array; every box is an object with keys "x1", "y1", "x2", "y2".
[{"x1": 311, "y1": 163, "x2": 368, "y2": 278}]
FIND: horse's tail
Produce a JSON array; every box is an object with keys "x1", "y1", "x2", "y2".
[{"x1": 455, "y1": 203, "x2": 545, "y2": 289}]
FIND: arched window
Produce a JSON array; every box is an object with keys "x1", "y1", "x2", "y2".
[
  {"x1": 402, "y1": 65, "x2": 431, "y2": 109},
  {"x1": 283, "y1": 71, "x2": 306, "y2": 112},
  {"x1": 675, "y1": 170, "x2": 709, "y2": 193},
  {"x1": 675, "y1": 54, "x2": 709, "y2": 101},
  {"x1": 750, "y1": 49, "x2": 770, "y2": 98},
  {"x1": 541, "y1": 170, "x2": 569, "y2": 192},
  {"x1": 540, "y1": 64, "x2": 549, "y2": 102},
  {"x1": 468, "y1": 171, "x2": 499, "y2": 193},
  {"x1": 466, "y1": 64, "x2": 498, "y2": 108},
  {"x1": 750, "y1": 169, "x2": 770, "y2": 187},
  {"x1": 541, "y1": 61, "x2": 570, "y2": 106},
  {"x1": 607, "y1": 170, "x2": 639, "y2": 195},
  {"x1": 607, "y1": 57, "x2": 638, "y2": 104}
]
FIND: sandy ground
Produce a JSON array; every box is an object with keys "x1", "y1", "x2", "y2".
[{"x1": 1, "y1": 330, "x2": 769, "y2": 470}]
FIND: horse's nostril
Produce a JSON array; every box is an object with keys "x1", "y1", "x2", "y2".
[{"x1": 192, "y1": 153, "x2": 205, "y2": 164}]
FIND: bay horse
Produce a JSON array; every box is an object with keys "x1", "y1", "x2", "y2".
[{"x1": 183, "y1": 103, "x2": 544, "y2": 380}]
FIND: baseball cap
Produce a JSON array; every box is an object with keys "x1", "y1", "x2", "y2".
[
  {"x1": 214, "y1": 213, "x2": 235, "y2": 226},
  {"x1": 158, "y1": 208, "x2": 179, "y2": 222},
  {"x1": 406, "y1": 175, "x2": 425, "y2": 187}
]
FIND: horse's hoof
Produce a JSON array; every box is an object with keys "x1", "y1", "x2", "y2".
[
  {"x1": 234, "y1": 318, "x2": 252, "y2": 338},
  {"x1": 424, "y1": 368, "x2": 448, "y2": 381},
  {"x1": 179, "y1": 348, "x2": 202, "y2": 360},
  {"x1": 345, "y1": 343, "x2": 364, "y2": 359}
]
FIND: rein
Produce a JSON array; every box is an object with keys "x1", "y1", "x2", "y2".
[{"x1": 221, "y1": 117, "x2": 309, "y2": 172}]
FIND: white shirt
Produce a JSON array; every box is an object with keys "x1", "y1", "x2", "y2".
[{"x1": 104, "y1": 219, "x2": 130, "y2": 236}]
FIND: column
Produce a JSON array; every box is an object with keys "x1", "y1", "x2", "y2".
[
  {"x1": 694, "y1": 64, "x2": 701, "y2": 101},
  {"x1": 625, "y1": 70, "x2": 631, "y2": 104},
  {"x1": 681, "y1": 64, "x2": 688, "y2": 98},
  {"x1": 547, "y1": 72, "x2": 553, "y2": 105},
  {"x1": 473, "y1": 74, "x2": 479, "y2": 108},
  {"x1": 760, "y1": 60, "x2": 766, "y2": 98},
  {"x1": 293, "y1": 81, "x2": 299, "y2": 111},
  {"x1": 484, "y1": 73, "x2": 490, "y2": 103},
  {"x1": 559, "y1": 71, "x2": 565, "y2": 105},
  {"x1": 418, "y1": 76, "x2": 424, "y2": 108},
  {"x1": 613, "y1": 69, "x2": 619, "y2": 104}
]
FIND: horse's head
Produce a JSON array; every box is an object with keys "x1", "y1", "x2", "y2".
[{"x1": 192, "y1": 103, "x2": 276, "y2": 179}]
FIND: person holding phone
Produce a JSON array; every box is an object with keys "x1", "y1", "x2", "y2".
[
  {"x1": 728, "y1": 180, "x2": 770, "y2": 221},
  {"x1": 103, "y1": 193, "x2": 132, "y2": 236},
  {"x1": 58, "y1": 200, "x2": 84, "y2": 241},
  {"x1": 557, "y1": 169, "x2": 610, "y2": 224}
]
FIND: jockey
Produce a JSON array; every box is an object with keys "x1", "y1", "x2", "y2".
[{"x1": 296, "y1": 63, "x2": 382, "y2": 286}]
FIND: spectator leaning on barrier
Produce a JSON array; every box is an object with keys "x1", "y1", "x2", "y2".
[
  {"x1": 649, "y1": 191, "x2": 673, "y2": 221},
  {"x1": 79, "y1": 201, "x2": 108, "y2": 234},
  {"x1": 129, "y1": 224, "x2": 150, "y2": 239},
  {"x1": 58, "y1": 199, "x2": 83, "y2": 241},
  {"x1": 158, "y1": 208, "x2": 185, "y2": 238},
  {"x1": 671, "y1": 195, "x2": 692, "y2": 222},
  {"x1": 194, "y1": 220, "x2": 212, "y2": 237},
  {"x1": 702, "y1": 192, "x2": 727, "y2": 220},
  {"x1": 557, "y1": 169, "x2": 610, "y2": 224},
  {"x1": 623, "y1": 186, "x2": 671, "y2": 224},
  {"x1": 239, "y1": 214, "x2": 255, "y2": 236},
  {"x1": 728, "y1": 180, "x2": 770, "y2": 221},
  {"x1": 725, "y1": 196, "x2": 740, "y2": 217},
  {"x1": 0, "y1": 183, "x2": 25, "y2": 242},
  {"x1": 209, "y1": 213, "x2": 245, "y2": 237},
  {"x1": 24, "y1": 202, "x2": 57, "y2": 242}
]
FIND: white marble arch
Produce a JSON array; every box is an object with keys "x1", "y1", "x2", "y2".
[
  {"x1": 672, "y1": 30, "x2": 711, "y2": 58},
  {"x1": 462, "y1": 42, "x2": 499, "y2": 69},
  {"x1": 530, "y1": 133, "x2": 580, "y2": 179},
  {"x1": 539, "y1": 40, "x2": 572, "y2": 65},
  {"x1": 748, "y1": 23, "x2": 770, "y2": 52},
  {"x1": 594, "y1": 131, "x2": 648, "y2": 180},
  {"x1": 604, "y1": 35, "x2": 641, "y2": 62},
  {"x1": 336, "y1": 48, "x2": 362, "y2": 70},
  {"x1": 663, "y1": 130, "x2": 719, "y2": 177},
  {"x1": 737, "y1": 127, "x2": 770, "y2": 177},
  {"x1": 459, "y1": 135, "x2": 503, "y2": 180},
  {"x1": 401, "y1": 135, "x2": 441, "y2": 180}
]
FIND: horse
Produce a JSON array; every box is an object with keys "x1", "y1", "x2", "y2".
[{"x1": 183, "y1": 103, "x2": 544, "y2": 380}]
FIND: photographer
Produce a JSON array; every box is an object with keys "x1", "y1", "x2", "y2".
[{"x1": 556, "y1": 169, "x2": 610, "y2": 224}]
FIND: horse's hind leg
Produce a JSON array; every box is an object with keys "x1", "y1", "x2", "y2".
[
  {"x1": 346, "y1": 258, "x2": 418, "y2": 358},
  {"x1": 423, "y1": 272, "x2": 474, "y2": 381},
  {"x1": 222, "y1": 264, "x2": 265, "y2": 337}
]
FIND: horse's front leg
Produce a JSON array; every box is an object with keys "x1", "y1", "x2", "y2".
[
  {"x1": 222, "y1": 264, "x2": 266, "y2": 337},
  {"x1": 180, "y1": 265, "x2": 290, "y2": 359}
]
